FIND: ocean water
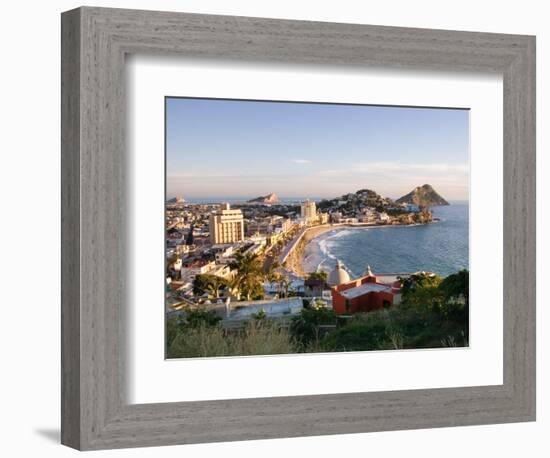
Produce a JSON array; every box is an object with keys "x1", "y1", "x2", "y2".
[{"x1": 303, "y1": 202, "x2": 469, "y2": 278}]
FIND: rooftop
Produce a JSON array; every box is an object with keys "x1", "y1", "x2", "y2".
[
  {"x1": 339, "y1": 282, "x2": 392, "y2": 300},
  {"x1": 304, "y1": 278, "x2": 325, "y2": 287}
]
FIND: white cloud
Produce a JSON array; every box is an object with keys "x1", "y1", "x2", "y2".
[
  {"x1": 318, "y1": 161, "x2": 468, "y2": 176},
  {"x1": 290, "y1": 159, "x2": 312, "y2": 164},
  {"x1": 167, "y1": 160, "x2": 469, "y2": 200}
]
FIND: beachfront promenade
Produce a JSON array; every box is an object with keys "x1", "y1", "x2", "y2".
[
  {"x1": 279, "y1": 228, "x2": 306, "y2": 264},
  {"x1": 279, "y1": 224, "x2": 334, "y2": 265}
]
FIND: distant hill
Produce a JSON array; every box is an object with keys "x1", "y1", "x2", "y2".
[
  {"x1": 167, "y1": 196, "x2": 185, "y2": 204},
  {"x1": 247, "y1": 193, "x2": 280, "y2": 204},
  {"x1": 354, "y1": 188, "x2": 393, "y2": 207},
  {"x1": 396, "y1": 184, "x2": 449, "y2": 207},
  {"x1": 317, "y1": 188, "x2": 393, "y2": 211}
]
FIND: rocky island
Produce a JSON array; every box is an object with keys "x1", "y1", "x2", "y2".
[
  {"x1": 246, "y1": 192, "x2": 280, "y2": 205},
  {"x1": 396, "y1": 184, "x2": 450, "y2": 207},
  {"x1": 166, "y1": 196, "x2": 186, "y2": 204}
]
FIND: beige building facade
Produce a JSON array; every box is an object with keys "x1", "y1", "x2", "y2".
[
  {"x1": 300, "y1": 199, "x2": 317, "y2": 223},
  {"x1": 209, "y1": 203, "x2": 245, "y2": 244}
]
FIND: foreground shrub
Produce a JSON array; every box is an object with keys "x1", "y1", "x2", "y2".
[
  {"x1": 321, "y1": 314, "x2": 391, "y2": 352},
  {"x1": 229, "y1": 320, "x2": 295, "y2": 356},
  {"x1": 320, "y1": 306, "x2": 468, "y2": 352},
  {"x1": 166, "y1": 266, "x2": 469, "y2": 358},
  {"x1": 185, "y1": 308, "x2": 222, "y2": 328},
  {"x1": 167, "y1": 320, "x2": 295, "y2": 358},
  {"x1": 167, "y1": 324, "x2": 230, "y2": 358},
  {"x1": 289, "y1": 307, "x2": 337, "y2": 349}
]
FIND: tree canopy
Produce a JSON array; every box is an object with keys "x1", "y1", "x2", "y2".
[
  {"x1": 229, "y1": 252, "x2": 266, "y2": 301},
  {"x1": 192, "y1": 274, "x2": 229, "y2": 298},
  {"x1": 307, "y1": 271, "x2": 328, "y2": 282}
]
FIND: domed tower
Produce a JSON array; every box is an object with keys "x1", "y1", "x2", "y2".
[
  {"x1": 364, "y1": 265, "x2": 374, "y2": 277},
  {"x1": 328, "y1": 260, "x2": 351, "y2": 286},
  {"x1": 363, "y1": 264, "x2": 377, "y2": 283}
]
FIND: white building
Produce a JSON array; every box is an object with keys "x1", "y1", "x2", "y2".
[
  {"x1": 209, "y1": 264, "x2": 234, "y2": 280},
  {"x1": 214, "y1": 245, "x2": 234, "y2": 263},
  {"x1": 300, "y1": 199, "x2": 317, "y2": 224},
  {"x1": 209, "y1": 203, "x2": 244, "y2": 244},
  {"x1": 378, "y1": 212, "x2": 390, "y2": 223},
  {"x1": 180, "y1": 260, "x2": 216, "y2": 279}
]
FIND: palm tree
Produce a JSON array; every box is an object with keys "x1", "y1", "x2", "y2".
[
  {"x1": 277, "y1": 276, "x2": 292, "y2": 298},
  {"x1": 206, "y1": 276, "x2": 226, "y2": 300},
  {"x1": 229, "y1": 252, "x2": 265, "y2": 301},
  {"x1": 264, "y1": 260, "x2": 280, "y2": 282},
  {"x1": 266, "y1": 260, "x2": 298, "y2": 299}
]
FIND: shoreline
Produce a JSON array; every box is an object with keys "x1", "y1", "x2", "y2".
[
  {"x1": 282, "y1": 225, "x2": 336, "y2": 277},
  {"x1": 285, "y1": 221, "x2": 435, "y2": 277}
]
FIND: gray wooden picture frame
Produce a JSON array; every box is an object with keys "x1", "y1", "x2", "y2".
[{"x1": 61, "y1": 6, "x2": 536, "y2": 451}]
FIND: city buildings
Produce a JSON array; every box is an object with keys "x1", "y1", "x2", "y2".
[
  {"x1": 209, "y1": 203, "x2": 245, "y2": 244},
  {"x1": 179, "y1": 259, "x2": 217, "y2": 280},
  {"x1": 246, "y1": 215, "x2": 292, "y2": 236},
  {"x1": 166, "y1": 194, "x2": 430, "y2": 317}
]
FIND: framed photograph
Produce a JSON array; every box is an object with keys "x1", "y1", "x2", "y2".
[
  {"x1": 61, "y1": 6, "x2": 536, "y2": 450},
  {"x1": 164, "y1": 97, "x2": 471, "y2": 359}
]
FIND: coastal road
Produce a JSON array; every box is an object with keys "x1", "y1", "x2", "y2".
[{"x1": 279, "y1": 227, "x2": 307, "y2": 265}]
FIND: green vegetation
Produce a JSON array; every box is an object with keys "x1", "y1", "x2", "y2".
[
  {"x1": 289, "y1": 307, "x2": 337, "y2": 349},
  {"x1": 193, "y1": 274, "x2": 229, "y2": 299},
  {"x1": 317, "y1": 199, "x2": 332, "y2": 211},
  {"x1": 399, "y1": 270, "x2": 468, "y2": 318},
  {"x1": 385, "y1": 208, "x2": 409, "y2": 216},
  {"x1": 321, "y1": 314, "x2": 390, "y2": 351},
  {"x1": 440, "y1": 269, "x2": 469, "y2": 307},
  {"x1": 228, "y1": 252, "x2": 266, "y2": 301},
  {"x1": 319, "y1": 306, "x2": 467, "y2": 352},
  {"x1": 167, "y1": 270, "x2": 469, "y2": 358},
  {"x1": 167, "y1": 318, "x2": 294, "y2": 358},
  {"x1": 266, "y1": 267, "x2": 295, "y2": 299},
  {"x1": 317, "y1": 188, "x2": 393, "y2": 214},
  {"x1": 167, "y1": 308, "x2": 221, "y2": 340},
  {"x1": 322, "y1": 270, "x2": 469, "y2": 351},
  {"x1": 185, "y1": 308, "x2": 223, "y2": 328},
  {"x1": 306, "y1": 271, "x2": 328, "y2": 282}
]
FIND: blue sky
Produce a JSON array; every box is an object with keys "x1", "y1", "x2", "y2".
[{"x1": 166, "y1": 97, "x2": 469, "y2": 200}]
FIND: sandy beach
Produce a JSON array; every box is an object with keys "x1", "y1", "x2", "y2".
[
  {"x1": 284, "y1": 221, "x2": 439, "y2": 277},
  {"x1": 304, "y1": 222, "x2": 440, "y2": 275},
  {"x1": 284, "y1": 223, "x2": 390, "y2": 276},
  {"x1": 282, "y1": 224, "x2": 336, "y2": 277}
]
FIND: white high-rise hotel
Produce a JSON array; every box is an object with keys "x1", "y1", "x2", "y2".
[
  {"x1": 209, "y1": 203, "x2": 244, "y2": 244},
  {"x1": 300, "y1": 199, "x2": 317, "y2": 223}
]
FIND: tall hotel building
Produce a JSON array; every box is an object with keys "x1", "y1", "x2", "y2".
[
  {"x1": 209, "y1": 203, "x2": 245, "y2": 244},
  {"x1": 300, "y1": 199, "x2": 317, "y2": 223}
]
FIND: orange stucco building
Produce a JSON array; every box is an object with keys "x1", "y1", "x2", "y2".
[{"x1": 331, "y1": 270, "x2": 401, "y2": 315}]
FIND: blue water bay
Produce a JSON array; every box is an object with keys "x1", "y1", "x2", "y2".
[{"x1": 303, "y1": 203, "x2": 469, "y2": 278}]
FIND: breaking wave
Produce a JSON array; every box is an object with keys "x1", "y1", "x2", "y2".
[{"x1": 301, "y1": 204, "x2": 469, "y2": 277}]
